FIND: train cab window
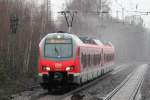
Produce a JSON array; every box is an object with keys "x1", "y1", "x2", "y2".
[{"x1": 44, "y1": 38, "x2": 73, "y2": 59}]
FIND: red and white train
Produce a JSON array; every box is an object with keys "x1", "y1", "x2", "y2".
[{"x1": 38, "y1": 32, "x2": 115, "y2": 90}]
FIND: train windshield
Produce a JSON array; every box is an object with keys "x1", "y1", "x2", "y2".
[{"x1": 44, "y1": 38, "x2": 73, "y2": 59}]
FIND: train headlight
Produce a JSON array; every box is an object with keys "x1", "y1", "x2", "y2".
[
  {"x1": 66, "y1": 66, "x2": 74, "y2": 71},
  {"x1": 42, "y1": 66, "x2": 51, "y2": 71},
  {"x1": 57, "y1": 35, "x2": 61, "y2": 39},
  {"x1": 46, "y1": 67, "x2": 51, "y2": 71},
  {"x1": 66, "y1": 67, "x2": 71, "y2": 71}
]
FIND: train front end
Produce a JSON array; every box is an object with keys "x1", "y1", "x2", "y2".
[{"x1": 38, "y1": 33, "x2": 80, "y2": 90}]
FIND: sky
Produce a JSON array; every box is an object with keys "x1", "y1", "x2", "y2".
[
  {"x1": 38, "y1": 0, "x2": 150, "y2": 28},
  {"x1": 51, "y1": 0, "x2": 66, "y2": 20},
  {"x1": 110, "y1": 0, "x2": 150, "y2": 28}
]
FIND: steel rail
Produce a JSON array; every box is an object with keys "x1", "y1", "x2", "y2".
[
  {"x1": 31, "y1": 64, "x2": 131, "y2": 100},
  {"x1": 103, "y1": 65, "x2": 146, "y2": 100}
]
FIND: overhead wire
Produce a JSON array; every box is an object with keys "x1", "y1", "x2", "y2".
[{"x1": 114, "y1": 0, "x2": 149, "y2": 15}]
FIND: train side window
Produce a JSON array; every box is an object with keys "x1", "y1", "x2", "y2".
[
  {"x1": 90, "y1": 55, "x2": 92, "y2": 66},
  {"x1": 85, "y1": 54, "x2": 88, "y2": 68},
  {"x1": 108, "y1": 54, "x2": 110, "y2": 61},
  {"x1": 110, "y1": 54, "x2": 112, "y2": 61},
  {"x1": 111, "y1": 54, "x2": 112, "y2": 61},
  {"x1": 81, "y1": 53, "x2": 84, "y2": 65},
  {"x1": 100, "y1": 54, "x2": 101, "y2": 62},
  {"x1": 113, "y1": 54, "x2": 114, "y2": 59},
  {"x1": 106, "y1": 54, "x2": 108, "y2": 62},
  {"x1": 100, "y1": 54, "x2": 102, "y2": 64},
  {"x1": 82, "y1": 54, "x2": 84, "y2": 67},
  {"x1": 99, "y1": 54, "x2": 101, "y2": 64},
  {"x1": 104, "y1": 54, "x2": 106, "y2": 61},
  {"x1": 92, "y1": 55, "x2": 94, "y2": 66},
  {"x1": 94, "y1": 55, "x2": 96, "y2": 65},
  {"x1": 93, "y1": 55, "x2": 95, "y2": 65},
  {"x1": 90, "y1": 54, "x2": 92, "y2": 66},
  {"x1": 106, "y1": 54, "x2": 109, "y2": 62},
  {"x1": 83, "y1": 54, "x2": 85, "y2": 68},
  {"x1": 83, "y1": 54, "x2": 86, "y2": 68},
  {"x1": 88, "y1": 54, "x2": 90, "y2": 66},
  {"x1": 96, "y1": 55, "x2": 98, "y2": 65},
  {"x1": 88, "y1": 54, "x2": 90, "y2": 67},
  {"x1": 95, "y1": 55, "x2": 97, "y2": 65},
  {"x1": 85, "y1": 54, "x2": 87, "y2": 68}
]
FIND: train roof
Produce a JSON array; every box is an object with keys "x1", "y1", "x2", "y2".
[
  {"x1": 79, "y1": 36, "x2": 104, "y2": 45},
  {"x1": 39, "y1": 32, "x2": 113, "y2": 48},
  {"x1": 79, "y1": 36, "x2": 96, "y2": 45},
  {"x1": 39, "y1": 33, "x2": 83, "y2": 47}
]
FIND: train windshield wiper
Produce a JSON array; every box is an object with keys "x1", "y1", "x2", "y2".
[{"x1": 54, "y1": 46, "x2": 59, "y2": 57}]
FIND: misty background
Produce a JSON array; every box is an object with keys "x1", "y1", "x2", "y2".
[{"x1": 0, "y1": 0, "x2": 150, "y2": 98}]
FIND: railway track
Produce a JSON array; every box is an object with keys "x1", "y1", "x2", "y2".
[
  {"x1": 12, "y1": 64, "x2": 134, "y2": 100},
  {"x1": 103, "y1": 64, "x2": 147, "y2": 100},
  {"x1": 31, "y1": 64, "x2": 133, "y2": 100},
  {"x1": 31, "y1": 71, "x2": 111, "y2": 100}
]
